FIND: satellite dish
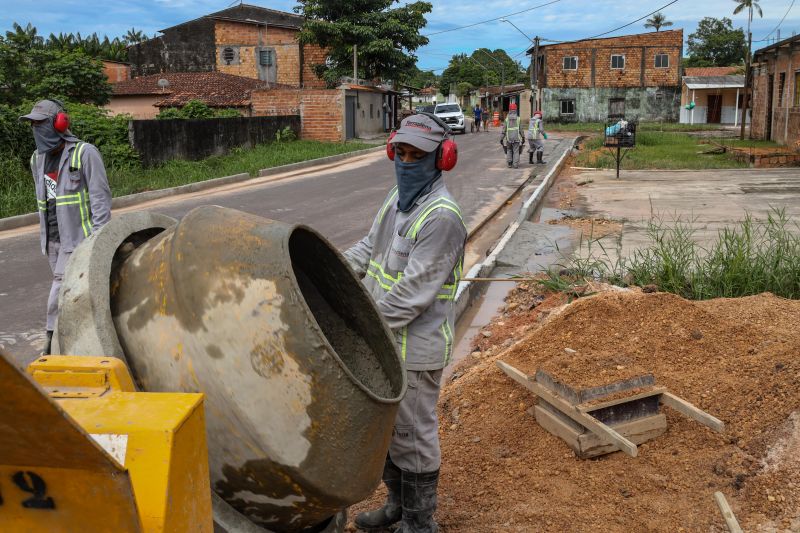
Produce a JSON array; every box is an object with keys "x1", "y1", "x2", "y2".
[{"x1": 157, "y1": 78, "x2": 169, "y2": 90}]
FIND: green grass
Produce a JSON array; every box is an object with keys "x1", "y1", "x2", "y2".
[
  {"x1": 548, "y1": 121, "x2": 726, "y2": 133},
  {"x1": 713, "y1": 138, "x2": 783, "y2": 149},
  {"x1": 0, "y1": 140, "x2": 372, "y2": 219},
  {"x1": 573, "y1": 132, "x2": 748, "y2": 170},
  {"x1": 542, "y1": 208, "x2": 800, "y2": 300}
]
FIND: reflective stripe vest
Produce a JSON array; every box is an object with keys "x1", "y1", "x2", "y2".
[{"x1": 504, "y1": 115, "x2": 522, "y2": 143}]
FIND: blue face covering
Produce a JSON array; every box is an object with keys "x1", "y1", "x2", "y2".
[{"x1": 395, "y1": 149, "x2": 442, "y2": 212}]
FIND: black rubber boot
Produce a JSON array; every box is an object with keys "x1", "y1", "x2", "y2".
[
  {"x1": 42, "y1": 330, "x2": 53, "y2": 356},
  {"x1": 396, "y1": 470, "x2": 439, "y2": 533},
  {"x1": 537, "y1": 151, "x2": 546, "y2": 164},
  {"x1": 354, "y1": 457, "x2": 402, "y2": 531},
  {"x1": 528, "y1": 152, "x2": 534, "y2": 164}
]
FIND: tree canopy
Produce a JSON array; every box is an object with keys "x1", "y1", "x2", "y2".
[
  {"x1": 295, "y1": 0, "x2": 431, "y2": 87},
  {"x1": 644, "y1": 12, "x2": 673, "y2": 32},
  {"x1": 439, "y1": 49, "x2": 526, "y2": 96},
  {"x1": 685, "y1": 17, "x2": 746, "y2": 67}
]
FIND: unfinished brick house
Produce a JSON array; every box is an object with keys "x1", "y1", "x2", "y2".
[
  {"x1": 750, "y1": 35, "x2": 800, "y2": 146},
  {"x1": 127, "y1": 4, "x2": 326, "y2": 89},
  {"x1": 527, "y1": 30, "x2": 683, "y2": 122}
]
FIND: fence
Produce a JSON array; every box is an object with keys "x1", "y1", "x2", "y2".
[{"x1": 129, "y1": 115, "x2": 300, "y2": 167}]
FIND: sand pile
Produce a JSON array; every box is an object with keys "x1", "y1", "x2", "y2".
[{"x1": 350, "y1": 287, "x2": 800, "y2": 532}]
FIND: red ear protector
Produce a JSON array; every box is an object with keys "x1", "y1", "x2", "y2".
[
  {"x1": 386, "y1": 113, "x2": 458, "y2": 172},
  {"x1": 48, "y1": 99, "x2": 70, "y2": 133}
]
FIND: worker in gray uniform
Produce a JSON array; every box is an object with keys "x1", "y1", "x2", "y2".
[
  {"x1": 500, "y1": 102, "x2": 524, "y2": 168},
  {"x1": 527, "y1": 110, "x2": 548, "y2": 165},
  {"x1": 345, "y1": 113, "x2": 466, "y2": 533},
  {"x1": 20, "y1": 99, "x2": 112, "y2": 355}
]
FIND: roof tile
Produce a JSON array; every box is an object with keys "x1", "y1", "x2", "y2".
[{"x1": 112, "y1": 72, "x2": 275, "y2": 107}]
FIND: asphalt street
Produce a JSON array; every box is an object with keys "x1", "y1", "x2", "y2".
[{"x1": 0, "y1": 128, "x2": 533, "y2": 362}]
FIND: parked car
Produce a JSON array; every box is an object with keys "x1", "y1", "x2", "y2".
[
  {"x1": 415, "y1": 105, "x2": 435, "y2": 114},
  {"x1": 433, "y1": 103, "x2": 466, "y2": 134}
]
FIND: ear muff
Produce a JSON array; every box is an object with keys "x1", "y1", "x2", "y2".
[
  {"x1": 48, "y1": 99, "x2": 69, "y2": 133},
  {"x1": 386, "y1": 131, "x2": 397, "y2": 161},
  {"x1": 436, "y1": 138, "x2": 458, "y2": 171}
]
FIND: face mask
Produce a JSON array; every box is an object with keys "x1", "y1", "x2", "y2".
[
  {"x1": 395, "y1": 150, "x2": 441, "y2": 212},
  {"x1": 32, "y1": 120, "x2": 64, "y2": 154}
]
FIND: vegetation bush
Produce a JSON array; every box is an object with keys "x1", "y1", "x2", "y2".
[{"x1": 156, "y1": 100, "x2": 242, "y2": 120}]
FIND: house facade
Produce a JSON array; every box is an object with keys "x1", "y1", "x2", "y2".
[
  {"x1": 679, "y1": 67, "x2": 748, "y2": 125},
  {"x1": 750, "y1": 35, "x2": 800, "y2": 146},
  {"x1": 127, "y1": 4, "x2": 327, "y2": 89},
  {"x1": 528, "y1": 30, "x2": 683, "y2": 122}
]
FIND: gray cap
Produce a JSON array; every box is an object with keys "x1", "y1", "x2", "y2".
[
  {"x1": 20, "y1": 100, "x2": 60, "y2": 122},
  {"x1": 390, "y1": 114, "x2": 447, "y2": 152}
]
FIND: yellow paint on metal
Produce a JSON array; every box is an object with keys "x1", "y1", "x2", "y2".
[
  {"x1": 60, "y1": 392, "x2": 213, "y2": 532},
  {"x1": 0, "y1": 349, "x2": 142, "y2": 532},
  {"x1": 27, "y1": 355, "x2": 136, "y2": 397}
]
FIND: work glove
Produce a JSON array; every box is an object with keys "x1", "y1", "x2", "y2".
[
  {"x1": 543, "y1": 132, "x2": 548, "y2": 139},
  {"x1": 503, "y1": 145, "x2": 508, "y2": 154},
  {"x1": 518, "y1": 144, "x2": 523, "y2": 154}
]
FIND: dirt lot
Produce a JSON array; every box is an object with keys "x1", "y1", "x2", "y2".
[{"x1": 349, "y1": 284, "x2": 800, "y2": 532}]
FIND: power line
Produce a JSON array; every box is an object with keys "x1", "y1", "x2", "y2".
[
  {"x1": 422, "y1": 0, "x2": 564, "y2": 37},
  {"x1": 756, "y1": 0, "x2": 796, "y2": 42},
  {"x1": 583, "y1": 0, "x2": 680, "y2": 40}
]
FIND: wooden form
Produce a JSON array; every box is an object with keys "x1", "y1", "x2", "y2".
[
  {"x1": 496, "y1": 360, "x2": 725, "y2": 458},
  {"x1": 714, "y1": 491, "x2": 743, "y2": 533}
]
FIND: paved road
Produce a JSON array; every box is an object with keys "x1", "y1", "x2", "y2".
[{"x1": 0, "y1": 130, "x2": 535, "y2": 361}]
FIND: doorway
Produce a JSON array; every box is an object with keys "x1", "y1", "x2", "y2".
[
  {"x1": 345, "y1": 95, "x2": 356, "y2": 140},
  {"x1": 706, "y1": 94, "x2": 722, "y2": 123},
  {"x1": 766, "y1": 75, "x2": 774, "y2": 140}
]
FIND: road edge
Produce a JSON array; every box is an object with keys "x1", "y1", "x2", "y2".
[{"x1": 0, "y1": 145, "x2": 385, "y2": 232}]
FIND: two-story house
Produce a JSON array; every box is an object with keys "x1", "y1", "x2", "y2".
[
  {"x1": 127, "y1": 4, "x2": 326, "y2": 89},
  {"x1": 527, "y1": 30, "x2": 683, "y2": 122}
]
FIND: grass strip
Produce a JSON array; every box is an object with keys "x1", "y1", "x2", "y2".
[{"x1": 1, "y1": 140, "x2": 373, "y2": 219}]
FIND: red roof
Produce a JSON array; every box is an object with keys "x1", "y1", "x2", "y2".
[
  {"x1": 112, "y1": 72, "x2": 273, "y2": 107},
  {"x1": 683, "y1": 67, "x2": 740, "y2": 77}
]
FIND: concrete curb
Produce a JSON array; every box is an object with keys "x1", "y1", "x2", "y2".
[
  {"x1": 454, "y1": 136, "x2": 579, "y2": 321},
  {"x1": 0, "y1": 145, "x2": 385, "y2": 233}
]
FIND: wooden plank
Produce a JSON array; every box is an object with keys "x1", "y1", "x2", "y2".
[
  {"x1": 533, "y1": 405, "x2": 581, "y2": 455},
  {"x1": 577, "y1": 414, "x2": 666, "y2": 458},
  {"x1": 661, "y1": 391, "x2": 725, "y2": 433},
  {"x1": 577, "y1": 387, "x2": 667, "y2": 413},
  {"x1": 714, "y1": 491, "x2": 743, "y2": 533},
  {"x1": 497, "y1": 361, "x2": 639, "y2": 457}
]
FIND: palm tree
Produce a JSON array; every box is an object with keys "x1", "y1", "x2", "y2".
[
  {"x1": 734, "y1": 0, "x2": 762, "y2": 139},
  {"x1": 644, "y1": 12, "x2": 673, "y2": 32},
  {"x1": 124, "y1": 28, "x2": 146, "y2": 45}
]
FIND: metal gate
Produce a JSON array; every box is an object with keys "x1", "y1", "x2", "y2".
[{"x1": 345, "y1": 96, "x2": 357, "y2": 140}]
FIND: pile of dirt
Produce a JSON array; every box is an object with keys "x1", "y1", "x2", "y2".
[{"x1": 349, "y1": 286, "x2": 800, "y2": 532}]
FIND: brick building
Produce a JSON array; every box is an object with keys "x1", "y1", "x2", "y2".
[
  {"x1": 527, "y1": 30, "x2": 683, "y2": 122},
  {"x1": 750, "y1": 35, "x2": 800, "y2": 146},
  {"x1": 127, "y1": 4, "x2": 326, "y2": 89}
]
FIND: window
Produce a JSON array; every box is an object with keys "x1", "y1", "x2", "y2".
[
  {"x1": 560, "y1": 99, "x2": 575, "y2": 115},
  {"x1": 609, "y1": 98, "x2": 625, "y2": 117},
  {"x1": 795, "y1": 71, "x2": 800, "y2": 106},
  {"x1": 563, "y1": 56, "x2": 578, "y2": 70},
  {"x1": 778, "y1": 72, "x2": 786, "y2": 107},
  {"x1": 611, "y1": 55, "x2": 625, "y2": 70},
  {"x1": 259, "y1": 50, "x2": 273, "y2": 66},
  {"x1": 655, "y1": 54, "x2": 669, "y2": 68}
]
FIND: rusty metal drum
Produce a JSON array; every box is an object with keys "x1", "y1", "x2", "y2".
[{"x1": 110, "y1": 206, "x2": 406, "y2": 531}]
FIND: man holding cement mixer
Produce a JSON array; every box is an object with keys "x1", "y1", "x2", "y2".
[{"x1": 344, "y1": 113, "x2": 466, "y2": 533}]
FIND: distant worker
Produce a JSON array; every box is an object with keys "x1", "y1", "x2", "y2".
[
  {"x1": 473, "y1": 104, "x2": 482, "y2": 132},
  {"x1": 500, "y1": 102, "x2": 524, "y2": 168},
  {"x1": 20, "y1": 99, "x2": 112, "y2": 355},
  {"x1": 527, "y1": 110, "x2": 548, "y2": 165},
  {"x1": 345, "y1": 114, "x2": 466, "y2": 533}
]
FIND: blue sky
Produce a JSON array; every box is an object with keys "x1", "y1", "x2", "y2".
[{"x1": 3, "y1": 0, "x2": 799, "y2": 72}]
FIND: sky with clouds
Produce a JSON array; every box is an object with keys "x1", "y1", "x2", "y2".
[{"x1": 2, "y1": 0, "x2": 799, "y2": 72}]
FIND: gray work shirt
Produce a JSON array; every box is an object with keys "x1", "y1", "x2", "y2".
[{"x1": 344, "y1": 178, "x2": 466, "y2": 371}]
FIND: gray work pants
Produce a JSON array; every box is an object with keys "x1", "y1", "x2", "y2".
[
  {"x1": 528, "y1": 138, "x2": 544, "y2": 154},
  {"x1": 506, "y1": 141, "x2": 522, "y2": 168},
  {"x1": 389, "y1": 369, "x2": 443, "y2": 473},
  {"x1": 46, "y1": 242, "x2": 71, "y2": 331}
]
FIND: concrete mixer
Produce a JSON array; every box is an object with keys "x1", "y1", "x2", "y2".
[{"x1": 1, "y1": 206, "x2": 407, "y2": 532}]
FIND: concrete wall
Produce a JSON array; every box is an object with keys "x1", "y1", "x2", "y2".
[
  {"x1": 251, "y1": 88, "x2": 344, "y2": 142},
  {"x1": 348, "y1": 90, "x2": 385, "y2": 138},
  {"x1": 130, "y1": 115, "x2": 300, "y2": 167},
  {"x1": 128, "y1": 19, "x2": 217, "y2": 77},
  {"x1": 542, "y1": 86, "x2": 680, "y2": 122},
  {"x1": 106, "y1": 95, "x2": 161, "y2": 119}
]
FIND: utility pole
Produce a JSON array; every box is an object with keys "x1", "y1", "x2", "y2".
[
  {"x1": 353, "y1": 44, "x2": 358, "y2": 80},
  {"x1": 532, "y1": 36, "x2": 540, "y2": 116}
]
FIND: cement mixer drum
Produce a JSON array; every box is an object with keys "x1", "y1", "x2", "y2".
[{"x1": 109, "y1": 206, "x2": 405, "y2": 531}]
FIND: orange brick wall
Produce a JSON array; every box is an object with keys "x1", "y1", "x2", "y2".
[
  {"x1": 302, "y1": 44, "x2": 329, "y2": 88},
  {"x1": 103, "y1": 61, "x2": 130, "y2": 83},
  {"x1": 251, "y1": 88, "x2": 343, "y2": 142},
  {"x1": 751, "y1": 46, "x2": 800, "y2": 145},
  {"x1": 543, "y1": 30, "x2": 682, "y2": 88}
]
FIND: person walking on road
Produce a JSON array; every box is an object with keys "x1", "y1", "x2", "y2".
[
  {"x1": 527, "y1": 110, "x2": 548, "y2": 165},
  {"x1": 20, "y1": 99, "x2": 112, "y2": 355},
  {"x1": 345, "y1": 113, "x2": 466, "y2": 533},
  {"x1": 473, "y1": 104, "x2": 482, "y2": 132},
  {"x1": 500, "y1": 102, "x2": 524, "y2": 168}
]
